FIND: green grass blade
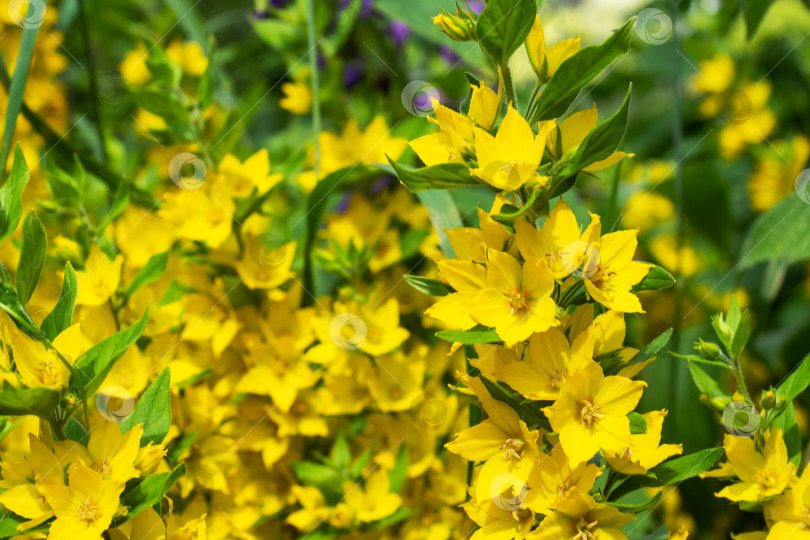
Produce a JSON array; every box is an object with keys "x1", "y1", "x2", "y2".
[{"x1": 1, "y1": 0, "x2": 47, "y2": 169}]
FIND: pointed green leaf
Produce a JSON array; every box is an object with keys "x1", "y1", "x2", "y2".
[
  {"x1": 436, "y1": 327, "x2": 500, "y2": 344},
  {"x1": 70, "y1": 309, "x2": 149, "y2": 395},
  {"x1": 531, "y1": 17, "x2": 635, "y2": 121},
  {"x1": 387, "y1": 159, "x2": 480, "y2": 192},
  {"x1": 0, "y1": 381, "x2": 60, "y2": 418},
  {"x1": 16, "y1": 212, "x2": 47, "y2": 305},
  {"x1": 403, "y1": 275, "x2": 453, "y2": 297},
  {"x1": 125, "y1": 252, "x2": 169, "y2": 299},
  {"x1": 120, "y1": 367, "x2": 171, "y2": 446},
  {"x1": 40, "y1": 262, "x2": 78, "y2": 340},
  {"x1": 0, "y1": 145, "x2": 30, "y2": 242},
  {"x1": 476, "y1": 0, "x2": 537, "y2": 66},
  {"x1": 631, "y1": 264, "x2": 676, "y2": 293},
  {"x1": 776, "y1": 353, "x2": 810, "y2": 402}
]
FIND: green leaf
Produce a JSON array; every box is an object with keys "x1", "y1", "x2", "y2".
[
  {"x1": 606, "y1": 491, "x2": 661, "y2": 513},
  {"x1": 610, "y1": 448, "x2": 724, "y2": 500},
  {"x1": 772, "y1": 401, "x2": 801, "y2": 465},
  {"x1": 602, "y1": 328, "x2": 672, "y2": 375},
  {"x1": 301, "y1": 165, "x2": 383, "y2": 301},
  {"x1": 65, "y1": 417, "x2": 88, "y2": 444},
  {"x1": 436, "y1": 327, "x2": 500, "y2": 344},
  {"x1": 688, "y1": 361, "x2": 732, "y2": 403},
  {"x1": 0, "y1": 266, "x2": 38, "y2": 335},
  {"x1": 631, "y1": 264, "x2": 676, "y2": 293},
  {"x1": 0, "y1": 1, "x2": 45, "y2": 168},
  {"x1": 96, "y1": 181, "x2": 130, "y2": 233},
  {"x1": 739, "y1": 196, "x2": 810, "y2": 269},
  {"x1": 70, "y1": 309, "x2": 149, "y2": 395},
  {"x1": 387, "y1": 159, "x2": 480, "y2": 192},
  {"x1": 531, "y1": 17, "x2": 635, "y2": 121},
  {"x1": 776, "y1": 353, "x2": 810, "y2": 402},
  {"x1": 742, "y1": 0, "x2": 775, "y2": 37},
  {"x1": 389, "y1": 446, "x2": 409, "y2": 492},
  {"x1": 293, "y1": 461, "x2": 343, "y2": 500},
  {"x1": 40, "y1": 262, "x2": 78, "y2": 340},
  {"x1": 0, "y1": 145, "x2": 30, "y2": 242},
  {"x1": 417, "y1": 189, "x2": 465, "y2": 257},
  {"x1": 117, "y1": 465, "x2": 185, "y2": 524},
  {"x1": 45, "y1": 159, "x2": 83, "y2": 210},
  {"x1": 403, "y1": 275, "x2": 453, "y2": 297},
  {"x1": 125, "y1": 252, "x2": 169, "y2": 299},
  {"x1": 331, "y1": 431, "x2": 351, "y2": 469},
  {"x1": 729, "y1": 309, "x2": 751, "y2": 359},
  {"x1": 15, "y1": 212, "x2": 47, "y2": 305},
  {"x1": 628, "y1": 412, "x2": 647, "y2": 434},
  {"x1": 475, "y1": 0, "x2": 537, "y2": 66},
  {"x1": 120, "y1": 368, "x2": 171, "y2": 446},
  {"x1": 0, "y1": 381, "x2": 60, "y2": 418},
  {"x1": 0, "y1": 511, "x2": 49, "y2": 539},
  {"x1": 670, "y1": 352, "x2": 733, "y2": 371},
  {"x1": 562, "y1": 85, "x2": 632, "y2": 174}
]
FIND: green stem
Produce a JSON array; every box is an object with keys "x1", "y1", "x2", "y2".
[
  {"x1": 78, "y1": 0, "x2": 107, "y2": 161},
  {"x1": 733, "y1": 356, "x2": 752, "y2": 403},
  {"x1": 501, "y1": 64, "x2": 517, "y2": 109},
  {"x1": 52, "y1": 420, "x2": 67, "y2": 441},
  {"x1": 306, "y1": 0, "x2": 321, "y2": 180}
]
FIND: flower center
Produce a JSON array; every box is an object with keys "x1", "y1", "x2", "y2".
[
  {"x1": 500, "y1": 438, "x2": 525, "y2": 460},
  {"x1": 574, "y1": 516, "x2": 598, "y2": 540},
  {"x1": 506, "y1": 287, "x2": 531, "y2": 315},
  {"x1": 92, "y1": 459, "x2": 112, "y2": 476},
  {"x1": 76, "y1": 497, "x2": 100, "y2": 523},
  {"x1": 579, "y1": 400, "x2": 603, "y2": 427},
  {"x1": 754, "y1": 468, "x2": 778, "y2": 489},
  {"x1": 550, "y1": 368, "x2": 567, "y2": 389}
]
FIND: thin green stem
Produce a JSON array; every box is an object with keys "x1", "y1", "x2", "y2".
[
  {"x1": 78, "y1": 0, "x2": 107, "y2": 161},
  {"x1": 732, "y1": 356, "x2": 752, "y2": 403},
  {"x1": 306, "y1": 0, "x2": 321, "y2": 179},
  {"x1": 501, "y1": 64, "x2": 517, "y2": 109}
]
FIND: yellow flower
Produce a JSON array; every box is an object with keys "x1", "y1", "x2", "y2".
[
  {"x1": 525, "y1": 444, "x2": 603, "y2": 515},
  {"x1": 622, "y1": 191, "x2": 675, "y2": 230},
  {"x1": 217, "y1": 149, "x2": 283, "y2": 198},
  {"x1": 468, "y1": 81, "x2": 502, "y2": 130},
  {"x1": 280, "y1": 82, "x2": 312, "y2": 115},
  {"x1": 604, "y1": 410, "x2": 682, "y2": 475},
  {"x1": 471, "y1": 106, "x2": 554, "y2": 191},
  {"x1": 409, "y1": 99, "x2": 474, "y2": 167},
  {"x1": 583, "y1": 229, "x2": 653, "y2": 313},
  {"x1": 119, "y1": 43, "x2": 150, "y2": 86},
  {"x1": 543, "y1": 103, "x2": 634, "y2": 171},
  {"x1": 76, "y1": 246, "x2": 124, "y2": 307},
  {"x1": 525, "y1": 15, "x2": 581, "y2": 80},
  {"x1": 544, "y1": 361, "x2": 646, "y2": 467},
  {"x1": 516, "y1": 201, "x2": 601, "y2": 280},
  {"x1": 766, "y1": 460, "x2": 810, "y2": 538},
  {"x1": 466, "y1": 249, "x2": 558, "y2": 346},
  {"x1": 39, "y1": 461, "x2": 124, "y2": 540},
  {"x1": 690, "y1": 53, "x2": 735, "y2": 94},
  {"x1": 748, "y1": 135, "x2": 810, "y2": 212},
  {"x1": 489, "y1": 326, "x2": 594, "y2": 401},
  {"x1": 715, "y1": 427, "x2": 796, "y2": 502},
  {"x1": 11, "y1": 330, "x2": 72, "y2": 389},
  {"x1": 446, "y1": 375, "x2": 539, "y2": 463},
  {"x1": 342, "y1": 469, "x2": 402, "y2": 523},
  {"x1": 166, "y1": 40, "x2": 208, "y2": 76},
  {"x1": 54, "y1": 422, "x2": 143, "y2": 484},
  {"x1": 527, "y1": 488, "x2": 632, "y2": 539}
]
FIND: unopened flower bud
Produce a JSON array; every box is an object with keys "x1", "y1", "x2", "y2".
[
  {"x1": 696, "y1": 339, "x2": 721, "y2": 359},
  {"x1": 433, "y1": 12, "x2": 475, "y2": 41},
  {"x1": 136, "y1": 442, "x2": 167, "y2": 474},
  {"x1": 761, "y1": 388, "x2": 776, "y2": 409}
]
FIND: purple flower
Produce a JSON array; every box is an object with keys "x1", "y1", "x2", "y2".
[
  {"x1": 344, "y1": 60, "x2": 364, "y2": 87},
  {"x1": 440, "y1": 45, "x2": 461, "y2": 66},
  {"x1": 389, "y1": 21, "x2": 409, "y2": 47},
  {"x1": 468, "y1": 1, "x2": 484, "y2": 14}
]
